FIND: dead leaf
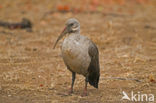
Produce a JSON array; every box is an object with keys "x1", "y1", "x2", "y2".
[{"x1": 149, "y1": 74, "x2": 155, "y2": 83}]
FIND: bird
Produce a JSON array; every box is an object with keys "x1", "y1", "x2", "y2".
[{"x1": 53, "y1": 18, "x2": 100, "y2": 96}]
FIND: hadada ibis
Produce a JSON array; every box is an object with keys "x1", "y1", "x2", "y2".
[{"x1": 53, "y1": 18, "x2": 100, "y2": 96}]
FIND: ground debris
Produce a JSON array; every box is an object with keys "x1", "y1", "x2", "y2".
[
  {"x1": 101, "y1": 77, "x2": 142, "y2": 82},
  {"x1": 0, "y1": 18, "x2": 32, "y2": 32},
  {"x1": 148, "y1": 74, "x2": 156, "y2": 83}
]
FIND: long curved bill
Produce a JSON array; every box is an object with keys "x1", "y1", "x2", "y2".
[{"x1": 53, "y1": 27, "x2": 68, "y2": 49}]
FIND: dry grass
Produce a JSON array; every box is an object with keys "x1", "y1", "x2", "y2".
[{"x1": 0, "y1": 0, "x2": 156, "y2": 103}]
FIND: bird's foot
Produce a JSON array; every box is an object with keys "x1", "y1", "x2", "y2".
[
  {"x1": 81, "y1": 91, "x2": 88, "y2": 97},
  {"x1": 68, "y1": 88, "x2": 73, "y2": 95}
]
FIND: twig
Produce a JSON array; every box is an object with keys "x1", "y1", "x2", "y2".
[
  {"x1": 101, "y1": 77, "x2": 142, "y2": 82},
  {"x1": 0, "y1": 18, "x2": 32, "y2": 31}
]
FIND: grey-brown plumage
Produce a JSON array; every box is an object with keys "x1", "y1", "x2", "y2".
[{"x1": 53, "y1": 18, "x2": 100, "y2": 96}]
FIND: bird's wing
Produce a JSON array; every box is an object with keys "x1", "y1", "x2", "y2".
[
  {"x1": 88, "y1": 41, "x2": 100, "y2": 88},
  {"x1": 88, "y1": 42, "x2": 100, "y2": 74}
]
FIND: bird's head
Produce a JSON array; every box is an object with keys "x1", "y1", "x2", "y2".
[{"x1": 53, "y1": 18, "x2": 80, "y2": 49}]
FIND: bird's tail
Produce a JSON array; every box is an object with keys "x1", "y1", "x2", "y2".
[{"x1": 88, "y1": 71, "x2": 100, "y2": 88}]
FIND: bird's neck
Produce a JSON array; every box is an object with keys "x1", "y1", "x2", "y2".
[
  {"x1": 69, "y1": 31, "x2": 80, "y2": 36},
  {"x1": 65, "y1": 32, "x2": 80, "y2": 39}
]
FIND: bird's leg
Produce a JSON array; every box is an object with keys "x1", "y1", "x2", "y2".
[
  {"x1": 82, "y1": 76, "x2": 88, "y2": 96},
  {"x1": 69, "y1": 72, "x2": 76, "y2": 94}
]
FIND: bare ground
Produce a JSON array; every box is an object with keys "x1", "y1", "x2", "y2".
[{"x1": 0, "y1": 0, "x2": 156, "y2": 103}]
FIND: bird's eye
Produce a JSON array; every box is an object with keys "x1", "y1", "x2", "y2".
[{"x1": 70, "y1": 23, "x2": 74, "y2": 26}]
